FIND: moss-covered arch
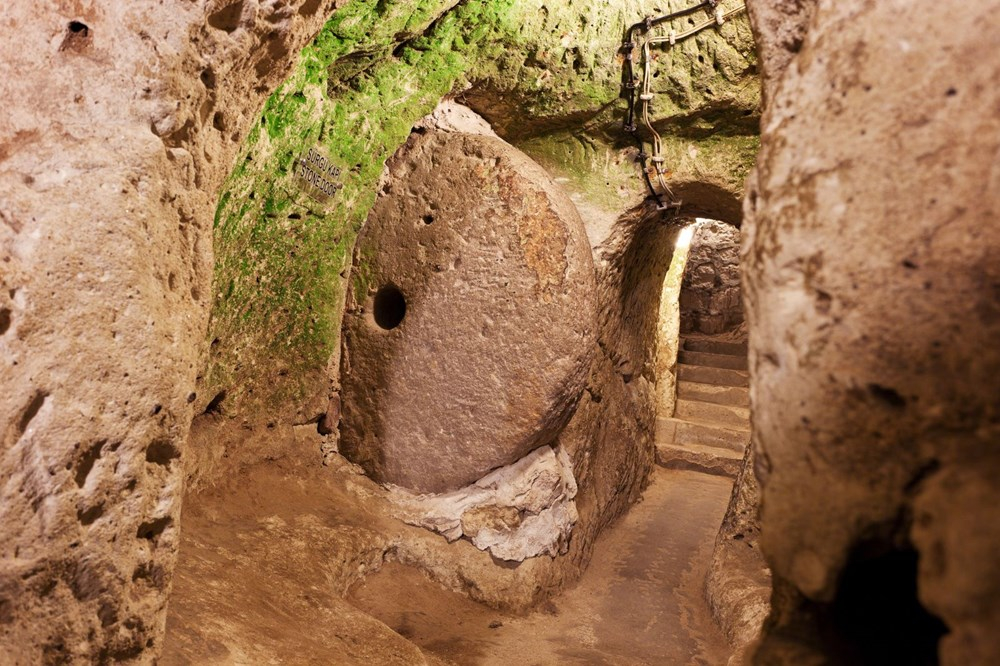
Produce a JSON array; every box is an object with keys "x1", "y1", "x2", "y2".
[
  {"x1": 199, "y1": 0, "x2": 520, "y2": 433},
  {"x1": 197, "y1": 0, "x2": 761, "y2": 446}
]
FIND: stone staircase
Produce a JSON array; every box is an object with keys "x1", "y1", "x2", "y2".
[{"x1": 656, "y1": 337, "x2": 750, "y2": 478}]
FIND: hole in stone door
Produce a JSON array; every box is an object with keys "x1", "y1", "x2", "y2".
[{"x1": 373, "y1": 284, "x2": 406, "y2": 330}]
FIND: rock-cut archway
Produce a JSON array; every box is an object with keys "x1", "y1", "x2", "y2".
[{"x1": 655, "y1": 217, "x2": 750, "y2": 478}]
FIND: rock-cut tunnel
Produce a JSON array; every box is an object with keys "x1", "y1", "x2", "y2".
[{"x1": 1, "y1": 0, "x2": 999, "y2": 665}]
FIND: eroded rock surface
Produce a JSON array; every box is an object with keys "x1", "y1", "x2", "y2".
[
  {"x1": 389, "y1": 445, "x2": 578, "y2": 561},
  {"x1": 340, "y1": 129, "x2": 597, "y2": 494},
  {"x1": 744, "y1": 0, "x2": 1000, "y2": 663},
  {"x1": 706, "y1": 446, "x2": 770, "y2": 662},
  {"x1": 0, "y1": 0, "x2": 344, "y2": 660},
  {"x1": 680, "y1": 221, "x2": 743, "y2": 335}
]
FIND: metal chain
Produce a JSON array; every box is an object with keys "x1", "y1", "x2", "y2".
[{"x1": 621, "y1": 1, "x2": 747, "y2": 211}]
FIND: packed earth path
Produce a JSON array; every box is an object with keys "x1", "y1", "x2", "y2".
[{"x1": 349, "y1": 469, "x2": 734, "y2": 666}]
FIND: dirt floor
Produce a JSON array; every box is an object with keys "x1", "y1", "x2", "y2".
[
  {"x1": 160, "y1": 456, "x2": 451, "y2": 666},
  {"x1": 162, "y1": 445, "x2": 733, "y2": 665},
  {"x1": 349, "y1": 469, "x2": 734, "y2": 666}
]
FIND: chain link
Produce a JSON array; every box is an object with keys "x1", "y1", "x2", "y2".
[{"x1": 622, "y1": 2, "x2": 747, "y2": 211}]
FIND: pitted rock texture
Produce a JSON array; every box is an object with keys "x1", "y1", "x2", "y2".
[
  {"x1": 680, "y1": 221, "x2": 743, "y2": 335},
  {"x1": 389, "y1": 445, "x2": 578, "y2": 561},
  {"x1": 0, "y1": 0, "x2": 343, "y2": 660},
  {"x1": 706, "y1": 447, "x2": 770, "y2": 662},
  {"x1": 744, "y1": 0, "x2": 1000, "y2": 663},
  {"x1": 414, "y1": 100, "x2": 499, "y2": 138},
  {"x1": 745, "y1": 0, "x2": 817, "y2": 106},
  {"x1": 340, "y1": 129, "x2": 597, "y2": 494}
]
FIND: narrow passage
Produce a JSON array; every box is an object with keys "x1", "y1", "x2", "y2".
[{"x1": 350, "y1": 469, "x2": 734, "y2": 665}]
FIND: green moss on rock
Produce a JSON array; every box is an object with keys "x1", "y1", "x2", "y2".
[
  {"x1": 204, "y1": 0, "x2": 515, "y2": 418},
  {"x1": 203, "y1": 0, "x2": 760, "y2": 420}
]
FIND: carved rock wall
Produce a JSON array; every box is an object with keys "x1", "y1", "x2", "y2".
[
  {"x1": 0, "y1": 0, "x2": 345, "y2": 660},
  {"x1": 680, "y1": 221, "x2": 743, "y2": 335},
  {"x1": 744, "y1": 0, "x2": 1000, "y2": 663},
  {"x1": 706, "y1": 447, "x2": 770, "y2": 662}
]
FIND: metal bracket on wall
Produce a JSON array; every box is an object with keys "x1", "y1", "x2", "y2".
[{"x1": 620, "y1": 1, "x2": 747, "y2": 213}]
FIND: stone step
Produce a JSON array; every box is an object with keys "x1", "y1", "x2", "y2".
[
  {"x1": 655, "y1": 441, "x2": 743, "y2": 478},
  {"x1": 678, "y1": 349, "x2": 749, "y2": 371},
  {"x1": 675, "y1": 399, "x2": 750, "y2": 431},
  {"x1": 677, "y1": 364, "x2": 749, "y2": 388},
  {"x1": 682, "y1": 338, "x2": 748, "y2": 357},
  {"x1": 656, "y1": 417, "x2": 750, "y2": 453},
  {"x1": 677, "y1": 380, "x2": 749, "y2": 408}
]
